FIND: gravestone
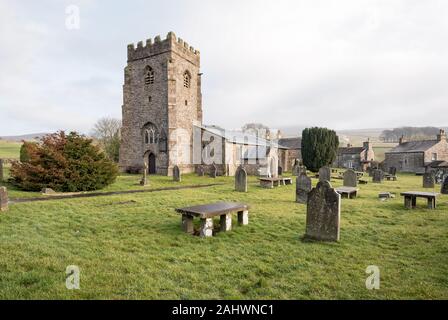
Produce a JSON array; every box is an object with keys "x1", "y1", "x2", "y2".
[
  {"x1": 278, "y1": 166, "x2": 283, "y2": 176},
  {"x1": 441, "y1": 176, "x2": 448, "y2": 194},
  {"x1": 296, "y1": 173, "x2": 312, "y2": 204},
  {"x1": 318, "y1": 166, "x2": 331, "y2": 182},
  {"x1": 343, "y1": 169, "x2": 358, "y2": 187},
  {"x1": 210, "y1": 164, "x2": 217, "y2": 178},
  {"x1": 235, "y1": 166, "x2": 247, "y2": 192},
  {"x1": 0, "y1": 159, "x2": 4, "y2": 182},
  {"x1": 0, "y1": 187, "x2": 8, "y2": 212},
  {"x1": 423, "y1": 172, "x2": 435, "y2": 188},
  {"x1": 389, "y1": 167, "x2": 397, "y2": 176},
  {"x1": 305, "y1": 181, "x2": 340, "y2": 242},
  {"x1": 140, "y1": 162, "x2": 148, "y2": 186},
  {"x1": 197, "y1": 165, "x2": 205, "y2": 176},
  {"x1": 173, "y1": 165, "x2": 181, "y2": 182},
  {"x1": 41, "y1": 188, "x2": 56, "y2": 195},
  {"x1": 292, "y1": 164, "x2": 300, "y2": 176},
  {"x1": 372, "y1": 169, "x2": 383, "y2": 183}
]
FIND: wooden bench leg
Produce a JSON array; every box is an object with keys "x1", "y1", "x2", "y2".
[
  {"x1": 411, "y1": 196, "x2": 417, "y2": 208},
  {"x1": 182, "y1": 215, "x2": 194, "y2": 234},
  {"x1": 404, "y1": 196, "x2": 412, "y2": 209},
  {"x1": 238, "y1": 210, "x2": 249, "y2": 225},
  {"x1": 200, "y1": 218, "x2": 214, "y2": 237},
  {"x1": 220, "y1": 213, "x2": 232, "y2": 232},
  {"x1": 427, "y1": 198, "x2": 436, "y2": 209},
  {"x1": 350, "y1": 192, "x2": 357, "y2": 199}
]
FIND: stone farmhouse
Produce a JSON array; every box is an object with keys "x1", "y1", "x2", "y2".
[
  {"x1": 333, "y1": 140, "x2": 375, "y2": 171},
  {"x1": 119, "y1": 32, "x2": 299, "y2": 176},
  {"x1": 383, "y1": 129, "x2": 448, "y2": 173}
]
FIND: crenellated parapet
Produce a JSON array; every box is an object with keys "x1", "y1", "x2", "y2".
[{"x1": 127, "y1": 31, "x2": 200, "y2": 63}]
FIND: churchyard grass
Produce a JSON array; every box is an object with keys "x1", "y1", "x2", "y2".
[
  {"x1": 0, "y1": 140, "x2": 21, "y2": 159},
  {"x1": 0, "y1": 172, "x2": 447, "y2": 299}
]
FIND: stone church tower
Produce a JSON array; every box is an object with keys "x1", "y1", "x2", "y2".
[{"x1": 119, "y1": 32, "x2": 202, "y2": 175}]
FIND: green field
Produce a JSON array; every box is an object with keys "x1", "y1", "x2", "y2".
[
  {"x1": 0, "y1": 171, "x2": 447, "y2": 300},
  {"x1": 0, "y1": 140, "x2": 21, "y2": 159}
]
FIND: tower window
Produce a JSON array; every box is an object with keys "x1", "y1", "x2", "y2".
[
  {"x1": 144, "y1": 66, "x2": 154, "y2": 85},
  {"x1": 183, "y1": 71, "x2": 191, "y2": 88}
]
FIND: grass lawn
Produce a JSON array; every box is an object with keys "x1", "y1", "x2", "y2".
[
  {"x1": 0, "y1": 172, "x2": 447, "y2": 299},
  {"x1": 0, "y1": 140, "x2": 21, "y2": 159}
]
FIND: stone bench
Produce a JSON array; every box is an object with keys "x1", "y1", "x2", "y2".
[
  {"x1": 259, "y1": 177, "x2": 292, "y2": 188},
  {"x1": 335, "y1": 186, "x2": 359, "y2": 199},
  {"x1": 175, "y1": 201, "x2": 249, "y2": 237},
  {"x1": 400, "y1": 191, "x2": 439, "y2": 209},
  {"x1": 385, "y1": 175, "x2": 398, "y2": 181}
]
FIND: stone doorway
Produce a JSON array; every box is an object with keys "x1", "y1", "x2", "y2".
[{"x1": 148, "y1": 153, "x2": 156, "y2": 174}]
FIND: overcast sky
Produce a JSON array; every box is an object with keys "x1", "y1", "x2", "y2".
[{"x1": 1, "y1": 0, "x2": 447, "y2": 136}]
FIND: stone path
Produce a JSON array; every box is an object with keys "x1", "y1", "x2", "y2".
[{"x1": 9, "y1": 183, "x2": 224, "y2": 204}]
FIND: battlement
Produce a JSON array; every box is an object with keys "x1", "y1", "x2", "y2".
[{"x1": 127, "y1": 31, "x2": 200, "y2": 62}]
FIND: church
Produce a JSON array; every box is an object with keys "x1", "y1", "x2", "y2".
[{"x1": 119, "y1": 32, "x2": 298, "y2": 176}]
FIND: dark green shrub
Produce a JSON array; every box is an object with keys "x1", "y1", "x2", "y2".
[
  {"x1": 10, "y1": 131, "x2": 118, "y2": 192},
  {"x1": 301, "y1": 127, "x2": 339, "y2": 172}
]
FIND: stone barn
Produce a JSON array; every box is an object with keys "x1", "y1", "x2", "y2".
[
  {"x1": 333, "y1": 140, "x2": 374, "y2": 171},
  {"x1": 384, "y1": 129, "x2": 448, "y2": 173}
]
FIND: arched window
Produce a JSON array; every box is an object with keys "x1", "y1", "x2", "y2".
[
  {"x1": 183, "y1": 71, "x2": 191, "y2": 88},
  {"x1": 144, "y1": 66, "x2": 154, "y2": 85},
  {"x1": 142, "y1": 122, "x2": 158, "y2": 144}
]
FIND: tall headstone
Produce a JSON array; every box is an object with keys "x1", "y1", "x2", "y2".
[
  {"x1": 140, "y1": 162, "x2": 148, "y2": 186},
  {"x1": 318, "y1": 166, "x2": 331, "y2": 182},
  {"x1": 0, "y1": 187, "x2": 8, "y2": 212},
  {"x1": 0, "y1": 159, "x2": 4, "y2": 182},
  {"x1": 423, "y1": 172, "x2": 435, "y2": 188},
  {"x1": 305, "y1": 181, "x2": 340, "y2": 242},
  {"x1": 173, "y1": 165, "x2": 181, "y2": 182},
  {"x1": 197, "y1": 165, "x2": 205, "y2": 176},
  {"x1": 343, "y1": 169, "x2": 358, "y2": 187},
  {"x1": 441, "y1": 176, "x2": 448, "y2": 195},
  {"x1": 296, "y1": 173, "x2": 312, "y2": 204},
  {"x1": 278, "y1": 166, "x2": 283, "y2": 176},
  {"x1": 372, "y1": 169, "x2": 383, "y2": 183},
  {"x1": 292, "y1": 164, "x2": 300, "y2": 176},
  {"x1": 210, "y1": 164, "x2": 217, "y2": 178},
  {"x1": 235, "y1": 166, "x2": 247, "y2": 192}
]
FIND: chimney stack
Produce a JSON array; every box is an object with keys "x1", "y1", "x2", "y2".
[{"x1": 437, "y1": 129, "x2": 446, "y2": 142}]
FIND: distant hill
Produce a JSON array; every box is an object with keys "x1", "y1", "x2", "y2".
[{"x1": 0, "y1": 133, "x2": 49, "y2": 142}]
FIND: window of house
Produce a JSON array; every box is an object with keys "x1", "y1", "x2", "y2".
[
  {"x1": 148, "y1": 96, "x2": 152, "y2": 102},
  {"x1": 185, "y1": 100, "x2": 188, "y2": 106},
  {"x1": 144, "y1": 66, "x2": 154, "y2": 85},
  {"x1": 183, "y1": 71, "x2": 191, "y2": 88},
  {"x1": 432, "y1": 153, "x2": 438, "y2": 161}
]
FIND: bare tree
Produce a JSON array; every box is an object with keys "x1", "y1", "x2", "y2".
[{"x1": 91, "y1": 117, "x2": 122, "y2": 162}]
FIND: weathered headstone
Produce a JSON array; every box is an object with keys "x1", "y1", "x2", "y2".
[
  {"x1": 0, "y1": 159, "x2": 4, "y2": 182},
  {"x1": 140, "y1": 162, "x2": 148, "y2": 186},
  {"x1": 372, "y1": 169, "x2": 383, "y2": 183},
  {"x1": 210, "y1": 164, "x2": 217, "y2": 178},
  {"x1": 197, "y1": 165, "x2": 205, "y2": 176},
  {"x1": 296, "y1": 173, "x2": 312, "y2": 204},
  {"x1": 343, "y1": 169, "x2": 358, "y2": 187},
  {"x1": 173, "y1": 165, "x2": 181, "y2": 182},
  {"x1": 235, "y1": 166, "x2": 247, "y2": 192},
  {"x1": 292, "y1": 164, "x2": 300, "y2": 176},
  {"x1": 441, "y1": 176, "x2": 448, "y2": 194},
  {"x1": 423, "y1": 172, "x2": 435, "y2": 188},
  {"x1": 0, "y1": 187, "x2": 8, "y2": 212},
  {"x1": 389, "y1": 167, "x2": 397, "y2": 176},
  {"x1": 41, "y1": 188, "x2": 56, "y2": 195},
  {"x1": 318, "y1": 166, "x2": 331, "y2": 182},
  {"x1": 305, "y1": 181, "x2": 340, "y2": 242},
  {"x1": 278, "y1": 166, "x2": 283, "y2": 176}
]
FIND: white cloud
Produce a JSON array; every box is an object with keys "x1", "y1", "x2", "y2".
[{"x1": 1, "y1": 0, "x2": 447, "y2": 135}]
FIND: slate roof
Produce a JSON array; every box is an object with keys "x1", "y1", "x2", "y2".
[
  {"x1": 278, "y1": 137, "x2": 302, "y2": 150},
  {"x1": 199, "y1": 125, "x2": 289, "y2": 149},
  {"x1": 338, "y1": 147, "x2": 365, "y2": 155},
  {"x1": 386, "y1": 140, "x2": 439, "y2": 154}
]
